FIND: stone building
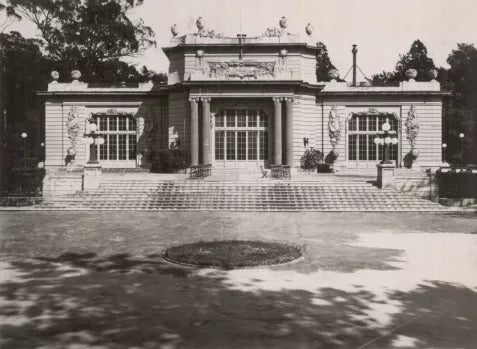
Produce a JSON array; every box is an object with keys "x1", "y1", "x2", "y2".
[{"x1": 40, "y1": 17, "x2": 446, "y2": 173}]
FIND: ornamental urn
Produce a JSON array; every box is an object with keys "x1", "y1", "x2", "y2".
[
  {"x1": 279, "y1": 16, "x2": 287, "y2": 29},
  {"x1": 428, "y1": 68, "x2": 438, "y2": 80},
  {"x1": 279, "y1": 49, "x2": 288, "y2": 57},
  {"x1": 328, "y1": 69, "x2": 339, "y2": 80},
  {"x1": 305, "y1": 23, "x2": 314, "y2": 36},
  {"x1": 411, "y1": 148, "x2": 419, "y2": 157},
  {"x1": 405, "y1": 68, "x2": 417, "y2": 80},
  {"x1": 170, "y1": 24, "x2": 178, "y2": 37},
  {"x1": 50, "y1": 71, "x2": 59, "y2": 82},
  {"x1": 71, "y1": 70, "x2": 81, "y2": 81},
  {"x1": 196, "y1": 49, "x2": 204, "y2": 58},
  {"x1": 196, "y1": 17, "x2": 204, "y2": 31}
]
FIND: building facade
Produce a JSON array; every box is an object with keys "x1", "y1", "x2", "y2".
[{"x1": 40, "y1": 18, "x2": 446, "y2": 172}]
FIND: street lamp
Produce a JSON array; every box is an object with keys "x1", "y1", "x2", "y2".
[
  {"x1": 373, "y1": 118, "x2": 398, "y2": 165},
  {"x1": 459, "y1": 133, "x2": 465, "y2": 165},
  {"x1": 21, "y1": 132, "x2": 28, "y2": 159},
  {"x1": 85, "y1": 122, "x2": 104, "y2": 164},
  {"x1": 442, "y1": 143, "x2": 447, "y2": 163}
]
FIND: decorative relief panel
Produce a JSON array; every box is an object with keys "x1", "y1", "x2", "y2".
[{"x1": 190, "y1": 60, "x2": 291, "y2": 80}]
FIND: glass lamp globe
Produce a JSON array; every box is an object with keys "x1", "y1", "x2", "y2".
[
  {"x1": 87, "y1": 137, "x2": 94, "y2": 145},
  {"x1": 379, "y1": 138, "x2": 385, "y2": 145},
  {"x1": 95, "y1": 137, "x2": 105, "y2": 145},
  {"x1": 392, "y1": 137, "x2": 398, "y2": 145},
  {"x1": 21, "y1": 132, "x2": 28, "y2": 139},
  {"x1": 88, "y1": 123, "x2": 98, "y2": 133},
  {"x1": 459, "y1": 133, "x2": 464, "y2": 138},
  {"x1": 442, "y1": 143, "x2": 447, "y2": 148},
  {"x1": 381, "y1": 121, "x2": 391, "y2": 132},
  {"x1": 373, "y1": 137, "x2": 380, "y2": 145},
  {"x1": 37, "y1": 161, "x2": 45, "y2": 169},
  {"x1": 384, "y1": 136, "x2": 392, "y2": 144}
]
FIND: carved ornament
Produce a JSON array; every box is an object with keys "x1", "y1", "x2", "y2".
[
  {"x1": 66, "y1": 106, "x2": 81, "y2": 150},
  {"x1": 207, "y1": 61, "x2": 276, "y2": 80},
  {"x1": 328, "y1": 106, "x2": 341, "y2": 151}
]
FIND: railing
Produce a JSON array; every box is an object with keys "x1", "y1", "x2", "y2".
[
  {"x1": 270, "y1": 165, "x2": 291, "y2": 179},
  {"x1": 189, "y1": 164, "x2": 212, "y2": 179}
]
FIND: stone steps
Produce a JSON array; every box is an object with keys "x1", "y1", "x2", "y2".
[{"x1": 39, "y1": 178, "x2": 446, "y2": 212}]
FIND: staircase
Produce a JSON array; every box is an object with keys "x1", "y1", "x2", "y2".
[{"x1": 40, "y1": 177, "x2": 446, "y2": 211}]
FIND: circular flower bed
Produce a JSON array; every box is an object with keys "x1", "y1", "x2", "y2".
[{"x1": 164, "y1": 240, "x2": 302, "y2": 269}]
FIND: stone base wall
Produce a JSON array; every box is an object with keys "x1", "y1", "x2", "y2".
[
  {"x1": 43, "y1": 173, "x2": 83, "y2": 200},
  {"x1": 392, "y1": 174, "x2": 438, "y2": 202}
]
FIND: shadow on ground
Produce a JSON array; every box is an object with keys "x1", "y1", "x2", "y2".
[{"x1": 1, "y1": 253, "x2": 476, "y2": 348}]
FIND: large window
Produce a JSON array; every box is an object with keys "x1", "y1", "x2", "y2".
[
  {"x1": 94, "y1": 114, "x2": 137, "y2": 161},
  {"x1": 348, "y1": 113, "x2": 398, "y2": 163},
  {"x1": 214, "y1": 109, "x2": 268, "y2": 161}
]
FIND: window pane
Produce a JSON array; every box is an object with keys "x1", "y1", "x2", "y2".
[
  {"x1": 248, "y1": 110, "x2": 257, "y2": 127},
  {"x1": 215, "y1": 131, "x2": 224, "y2": 160},
  {"x1": 259, "y1": 131, "x2": 268, "y2": 160},
  {"x1": 215, "y1": 113, "x2": 224, "y2": 127},
  {"x1": 368, "y1": 135, "x2": 377, "y2": 160},
  {"x1": 226, "y1": 110, "x2": 235, "y2": 127},
  {"x1": 358, "y1": 135, "x2": 367, "y2": 160},
  {"x1": 99, "y1": 136, "x2": 108, "y2": 160},
  {"x1": 368, "y1": 116, "x2": 377, "y2": 131},
  {"x1": 99, "y1": 117, "x2": 108, "y2": 131},
  {"x1": 349, "y1": 135, "x2": 357, "y2": 160},
  {"x1": 226, "y1": 132, "x2": 235, "y2": 160},
  {"x1": 128, "y1": 134, "x2": 136, "y2": 160},
  {"x1": 237, "y1": 131, "x2": 246, "y2": 160},
  {"x1": 359, "y1": 116, "x2": 367, "y2": 131},
  {"x1": 248, "y1": 131, "x2": 257, "y2": 160},
  {"x1": 237, "y1": 110, "x2": 246, "y2": 127},
  {"x1": 109, "y1": 135, "x2": 117, "y2": 160},
  {"x1": 109, "y1": 116, "x2": 118, "y2": 131},
  {"x1": 128, "y1": 117, "x2": 136, "y2": 131},
  {"x1": 118, "y1": 134, "x2": 127, "y2": 160},
  {"x1": 118, "y1": 116, "x2": 127, "y2": 131},
  {"x1": 349, "y1": 117, "x2": 357, "y2": 131}
]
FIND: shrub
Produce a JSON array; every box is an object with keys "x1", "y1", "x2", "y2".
[
  {"x1": 151, "y1": 148, "x2": 189, "y2": 173},
  {"x1": 300, "y1": 148, "x2": 323, "y2": 170}
]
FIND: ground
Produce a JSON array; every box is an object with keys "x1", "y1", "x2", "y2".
[{"x1": 0, "y1": 211, "x2": 476, "y2": 349}]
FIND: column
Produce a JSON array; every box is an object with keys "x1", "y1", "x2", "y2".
[
  {"x1": 285, "y1": 97, "x2": 294, "y2": 166},
  {"x1": 273, "y1": 97, "x2": 282, "y2": 165},
  {"x1": 201, "y1": 97, "x2": 211, "y2": 165},
  {"x1": 190, "y1": 98, "x2": 199, "y2": 165}
]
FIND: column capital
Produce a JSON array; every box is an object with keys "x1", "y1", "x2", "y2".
[
  {"x1": 201, "y1": 97, "x2": 211, "y2": 103},
  {"x1": 189, "y1": 97, "x2": 199, "y2": 103},
  {"x1": 284, "y1": 96, "x2": 295, "y2": 103},
  {"x1": 272, "y1": 97, "x2": 283, "y2": 103}
]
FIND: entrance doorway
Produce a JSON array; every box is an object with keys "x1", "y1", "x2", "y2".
[
  {"x1": 213, "y1": 109, "x2": 269, "y2": 168},
  {"x1": 347, "y1": 113, "x2": 399, "y2": 167}
]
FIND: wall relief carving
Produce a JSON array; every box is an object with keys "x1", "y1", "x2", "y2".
[
  {"x1": 328, "y1": 106, "x2": 341, "y2": 152},
  {"x1": 206, "y1": 61, "x2": 276, "y2": 80},
  {"x1": 405, "y1": 105, "x2": 419, "y2": 155},
  {"x1": 66, "y1": 106, "x2": 81, "y2": 151}
]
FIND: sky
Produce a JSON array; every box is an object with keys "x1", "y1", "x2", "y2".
[{"x1": 3, "y1": 0, "x2": 477, "y2": 81}]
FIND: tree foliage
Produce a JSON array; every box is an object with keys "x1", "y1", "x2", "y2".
[
  {"x1": 371, "y1": 40, "x2": 436, "y2": 86},
  {"x1": 6, "y1": 0, "x2": 157, "y2": 82},
  {"x1": 315, "y1": 42, "x2": 337, "y2": 82}
]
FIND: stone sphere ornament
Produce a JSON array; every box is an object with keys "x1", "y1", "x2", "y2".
[
  {"x1": 328, "y1": 69, "x2": 339, "y2": 80},
  {"x1": 71, "y1": 70, "x2": 81, "y2": 81},
  {"x1": 50, "y1": 71, "x2": 59, "y2": 82},
  {"x1": 279, "y1": 49, "x2": 288, "y2": 57},
  {"x1": 170, "y1": 24, "x2": 178, "y2": 37},
  {"x1": 405, "y1": 68, "x2": 417, "y2": 80},
  {"x1": 305, "y1": 23, "x2": 314, "y2": 36},
  {"x1": 279, "y1": 16, "x2": 287, "y2": 29},
  {"x1": 196, "y1": 17, "x2": 204, "y2": 31},
  {"x1": 428, "y1": 68, "x2": 438, "y2": 80},
  {"x1": 196, "y1": 49, "x2": 204, "y2": 58}
]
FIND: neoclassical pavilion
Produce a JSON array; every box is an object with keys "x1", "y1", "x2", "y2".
[{"x1": 40, "y1": 17, "x2": 446, "y2": 172}]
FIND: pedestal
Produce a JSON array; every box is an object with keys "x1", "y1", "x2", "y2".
[
  {"x1": 83, "y1": 164, "x2": 102, "y2": 190},
  {"x1": 377, "y1": 163, "x2": 396, "y2": 189}
]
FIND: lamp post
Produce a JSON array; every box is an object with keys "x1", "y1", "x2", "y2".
[
  {"x1": 85, "y1": 122, "x2": 104, "y2": 165},
  {"x1": 442, "y1": 143, "x2": 447, "y2": 163},
  {"x1": 373, "y1": 118, "x2": 398, "y2": 165},
  {"x1": 21, "y1": 132, "x2": 27, "y2": 159},
  {"x1": 459, "y1": 133, "x2": 464, "y2": 165}
]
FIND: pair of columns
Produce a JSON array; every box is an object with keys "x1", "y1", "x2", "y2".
[
  {"x1": 190, "y1": 97, "x2": 211, "y2": 166},
  {"x1": 273, "y1": 97, "x2": 294, "y2": 166},
  {"x1": 189, "y1": 96, "x2": 294, "y2": 166}
]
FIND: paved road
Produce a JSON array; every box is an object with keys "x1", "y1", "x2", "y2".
[{"x1": 0, "y1": 211, "x2": 476, "y2": 348}]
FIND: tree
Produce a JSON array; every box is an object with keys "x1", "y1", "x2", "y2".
[
  {"x1": 371, "y1": 40, "x2": 436, "y2": 86},
  {"x1": 443, "y1": 43, "x2": 477, "y2": 164},
  {"x1": 315, "y1": 42, "x2": 337, "y2": 82},
  {"x1": 6, "y1": 0, "x2": 156, "y2": 82}
]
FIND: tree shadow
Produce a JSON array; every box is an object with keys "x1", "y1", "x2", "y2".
[{"x1": 1, "y1": 251, "x2": 475, "y2": 348}]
